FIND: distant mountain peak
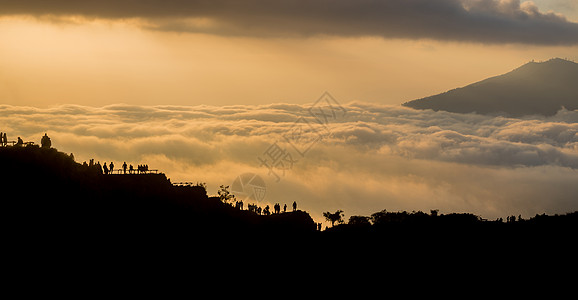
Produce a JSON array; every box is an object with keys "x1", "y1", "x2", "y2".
[
  {"x1": 403, "y1": 58, "x2": 578, "y2": 117},
  {"x1": 515, "y1": 57, "x2": 577, "y2": 72},
  {"x1": 542, "y1": 57, "x2": 576, "y2": 64}
]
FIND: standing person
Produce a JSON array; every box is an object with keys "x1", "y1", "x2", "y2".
[
  {"x1": 292, "y1": 201, "x2": 297, "y2": 212},
  {"x1": 122, "y1": 162, "x2": 127, "y2": 174},
  {"x1": 109, "y1": 162, "x2": 114, "y2": 174},
  {"x1": 103, "y1": 162, "x2": 109, "y2": 175},
  {"x1": 3, "y1": 133, "x2": 7, "y2": 146},
  {"x1": 41, "y1": 133, "x2": 51, "y2": 148}
]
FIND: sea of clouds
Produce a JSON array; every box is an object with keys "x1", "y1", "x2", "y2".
[{"x1": 2, "y1": 101, "x2": 578, "y2": 222}]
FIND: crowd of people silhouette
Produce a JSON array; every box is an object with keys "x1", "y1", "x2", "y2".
[
  {"x1": 269, "y1": 202, "x2": 296, "y2": 213},
  {"x1": 82, "y1": 160, "x2": 155, "y2": 175},
  {"x1": 244, "y1": 201, "x2": 298, "y2": 216},
  {"x1": 0, "y1": 131, "x2": 40, "y2": 147},
  {"x1": 0, "y1": 131, "x2": 158, "y2": 176}
]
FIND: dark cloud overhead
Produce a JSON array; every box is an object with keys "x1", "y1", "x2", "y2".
[{"x1": 1, "y1": 0, "x2": 578, "y2": 44}]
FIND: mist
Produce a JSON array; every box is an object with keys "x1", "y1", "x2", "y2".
[{"x1": 2, "y1": 101, "x2": 578, "y2": 222}]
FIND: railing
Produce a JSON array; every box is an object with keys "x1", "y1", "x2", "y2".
[
  {"x1": 111, "y1": 169, "x2": 159, "y2": 175},
  {"x1": 172, "y1": 182, "x2": 197, "y2": 187},
  {"x1": 1, "y1": 141, "x2": 35, "y2": 147}
]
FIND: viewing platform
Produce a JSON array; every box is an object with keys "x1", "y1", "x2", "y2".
[{"x1": 110, "y1": 169, "x2": 160, "y2": 175}]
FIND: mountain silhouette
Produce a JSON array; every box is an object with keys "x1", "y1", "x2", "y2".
[
  {"x1": 403, "y1": 58, "x2": 578, "y2": 117},
  {"x1": 0, "y1": 145, "x2": 317, "y2": 245},
  {"x1": 2, "y1": 144, "x2": 577, "y2": 274}
]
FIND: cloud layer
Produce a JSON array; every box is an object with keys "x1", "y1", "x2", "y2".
[
  {"x1": 2, "y1": 101, "x2": 578, "y2": 222},
  {"x1": 1, "y1": 0, "x2": 578, "y2": 44}
]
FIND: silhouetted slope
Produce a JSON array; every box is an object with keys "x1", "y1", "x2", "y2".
[
  {"x1": 403, "y1": 58, "x2": 578, "y2": 116},
  {"x1": 3, "y1": 145, "x2": 576, "y2": 271},
  {"x1": 1, "y1": 145, "x2": 316, "y2": 242},
  {"x1": 322, "y1": 210, "x2": 578, "y2": 264}
]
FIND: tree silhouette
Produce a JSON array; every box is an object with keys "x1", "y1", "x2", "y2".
[
  {"x1": 217, "y1": 185, "x2": 235, "y2": 204},
  {"x1": 348, "y1": 215, "x2": 371, "y2": 226},
  {"x1": 323, "y1": 210, "x2": 344, "y2": 227}
]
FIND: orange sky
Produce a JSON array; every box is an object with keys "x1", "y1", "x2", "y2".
[
  {"x1": 2, "y1": 1, "x2": 578, "y2": 220},
  {"x1": 1, "y1": 7, "x2": 577, "y2": 108}
]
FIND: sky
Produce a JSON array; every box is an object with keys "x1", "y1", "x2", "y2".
[
  {"x1": 1, "y1": 0, "x2": 578, "y2": 107},
  {"x1": 1, "y1": 0, "x2": 578, "y2": 223}
]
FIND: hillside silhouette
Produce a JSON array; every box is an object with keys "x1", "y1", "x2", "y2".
[
  {"x1": 324, "y1": 209, "x2": 578, "y2": 240},
  {"x1": 1, "y1": 145, "x2": 316, "y2": 245},
  {"x1": 403, "y1": 58, "x2": 578, "y2": 117},
  {"x1": 3, "y1": 143, "x2": 576, "y2": 270}
]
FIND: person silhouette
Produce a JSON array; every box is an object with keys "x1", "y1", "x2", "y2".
[
  {"x1": 283, "y1": 204, "x2": 287, "y2": 213},
  {"x1": 292, "y1": 201, "x2": 297, "y2": 212},
  {"x1": 96, "y1": 162, "x2": 103, "y2": 174},
  {"x1": 16, "y1": 137, "x2": 23, "y2": 146},
  {"x1": 103, "y1": 162, "x2": 109, "y2": 175},
  {"x1": 109, "y1": 162, "x2": 114, "y2": 174},
  {"x1": 41, "y1": 133, "x2": 51, "y2": 148},
  {"x1": 122, "y1": 162, "x2": 127, "y2": 174}
]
